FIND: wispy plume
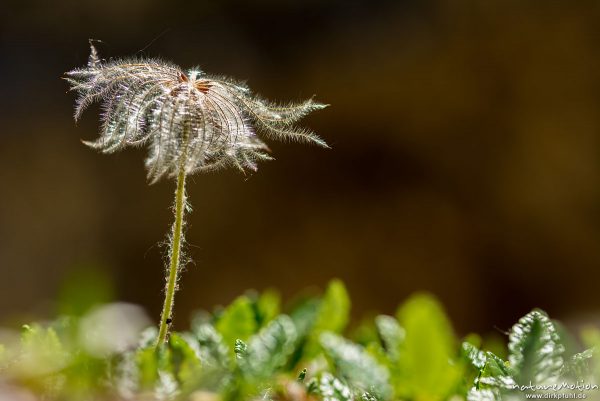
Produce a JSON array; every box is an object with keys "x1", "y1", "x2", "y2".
[
  {"x1": 65, "y1": 42, "x2": 328, "y2": 183},
  {"x1": 65, "y1": 42, "x2": 329, "y2": 347}
]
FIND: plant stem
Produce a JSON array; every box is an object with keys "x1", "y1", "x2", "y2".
[{"x1": 156, "y1": 167, "x2": 187, "y2": 348}]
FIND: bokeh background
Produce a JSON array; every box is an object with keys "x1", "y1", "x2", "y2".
[{"x1": 1, "y1": 0, "x2": 600, "y2": 336}]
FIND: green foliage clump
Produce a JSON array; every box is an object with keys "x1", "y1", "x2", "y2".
[
  {"x1": 463, "y1": 309, "x2": 597, "y2": 401},
  {"x1": 0, "y1": 281, "x2": 598, "y2": 401}
]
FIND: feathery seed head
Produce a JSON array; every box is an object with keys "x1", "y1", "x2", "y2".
[{"x1": 65, "y1": 42, "x2": 328, "y2": 183}]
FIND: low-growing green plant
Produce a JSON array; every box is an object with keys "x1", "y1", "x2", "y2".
[
  {"x1": 0, "y1": 280, "x2": 597, "y2": 401},
  {"x1": 64, "y1": 42, "x2": 328, "y2": 347}
]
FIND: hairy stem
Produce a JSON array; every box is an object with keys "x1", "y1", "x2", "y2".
[{"x1": 156, "y1": 167, "x2": 187, "y2": 348}]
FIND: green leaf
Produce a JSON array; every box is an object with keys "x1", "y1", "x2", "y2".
[
  {"x1": 240, "y1": 315, "x2": 297, "y2": 379},
  {"x1": 21, "y1": 324, "x2": 61, "y2": 350},
  {"x1": 255, "y1": 289, "x2": 281, "y2": 327},
  {"x1": 135, "y1": 346, "x2": 160, "y2": 389},
  {"x1": 395, "y1": 293, "x2": 462, "y2": 401},
  {"x1": 195, "y1": 323, "x2": 231, "y2": 370},
  {"x1": 581, "y1": 328, "x2": 600, "y2": 380},
  {"x1": 462, "y1": 342, "x2": 487, "y2": 370},
  {"x1": 185, "y1": 324, "x2": 233, "y2": 395},
  {"x1": 477, "y1": 352, "x2": 515, "y2": 390},
  {"x1": 17, "y1": 324, "x2": 68, "y2": 377},
  {"x1": 155, "y1": 370, "x2": 179, "y2": 400},
  {"x1": 234, "y1": 339, "x2": 248, "y2": 360},
  {"x1": 169, "y1": 333, "x2": 201, "y2": 383},
  {"x1": 553, "y1": 320, "x2": 579, "y2": 359},
  {"x1": 138, "y1": 327, "x2": 159, "y2": 348},
  {"x1": 135, "y1": 345, "x2": 176, "y2": 396},
  {"x1": 460, "y1": 339, "x2": 489, "y2": 398},
  {"x1": 216, "y1": 296, "x2": 258, "y2": 351},
  {"x1": 361, "y1": 392, "x2": 378, "y2": 401},
  {"x1": 351, "y1": 316, "x2": 379, "y2": 346},
  {"x1": 374, "y1": 315, "x2": 404, "y2": 362},
  {"x1": 561, "y1": 348, "x2": 594, "y2": 378},
  {"x1": 305, "y1": 280, "x2": 350, "y2": 358},
  {"x1": 314, "y1": 280, "x2": 351, "y2": 335},
  {"x1": 312, "y1": 373, "x2": 353, "y2": 401},
  {"x1": 508, "y1": 309, "x2": 564, "y2": 385},
  {"x1": 320, "y1": 332, "x2": 391, "y2": 400},
  {"x1": 290, "y1": 298, "x2": 320, "y2": 338},
  {"x1": 285, "y1": 298, "x2": 320, "y2": 369}
]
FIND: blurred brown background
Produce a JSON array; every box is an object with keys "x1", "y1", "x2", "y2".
[{"x1": 1, "y1": 0, "x2": 600, "y2": 335}]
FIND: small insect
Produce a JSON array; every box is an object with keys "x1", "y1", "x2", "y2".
[{"x1": 166, "y1": 318, "x2": 172, "y2": 325}]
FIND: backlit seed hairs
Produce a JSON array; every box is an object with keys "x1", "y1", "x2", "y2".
[{"x1": 65, "y1": 43, "x2": 328, "y2": 183}]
